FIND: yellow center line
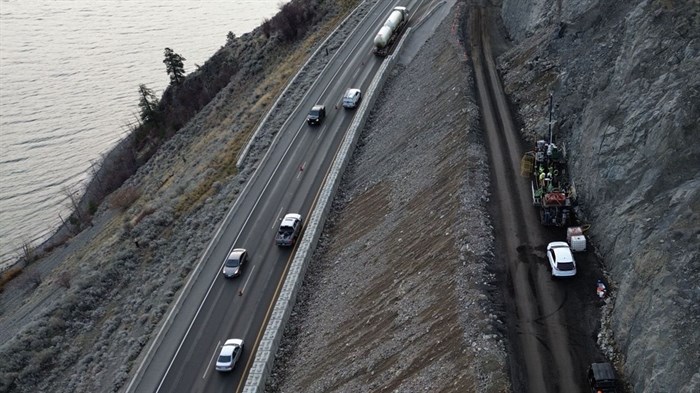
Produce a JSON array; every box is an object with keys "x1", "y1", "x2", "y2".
[{"x1": 234, "y1": 121, "x2": 349, "y2": 393}]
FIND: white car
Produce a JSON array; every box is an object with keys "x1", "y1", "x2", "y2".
[
  {"x1": 546, "y1": 241, "x2": 577, "y2": 278},
  {"x1": 342, "y1": 88, "x2": 362, "y2": 109},
  {"x1": 215, "y1": 339, "x2": 244, "y2": 372}
]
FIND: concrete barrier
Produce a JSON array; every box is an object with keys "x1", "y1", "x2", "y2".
[{"x1": 242, "y1": 26, "x2": 414, "y2": 393}]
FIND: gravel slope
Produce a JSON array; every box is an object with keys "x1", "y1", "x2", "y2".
[
  {"x1": 0, "y1": 1, "x2": 513, "y2": 390},
  {"x1": 267, "y1": 6, "x2": 509, "y2": 392}
]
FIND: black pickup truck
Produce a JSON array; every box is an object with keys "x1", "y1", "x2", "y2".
[
  {"x1": 588, "y1": 362, "x2": 618, "y2": 393},
  {"x1": 275, "y1": 213, "x2": 302, "y2": 246}
]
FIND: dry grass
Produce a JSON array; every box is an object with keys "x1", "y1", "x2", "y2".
[
  {"x1": 174, "y1": 9, "x2": 350, "y2": 218},
  {"x1": 56, "y1": 271, "x2": 71, "y2": 289},
  {"x1": 175, "y1": 179, "x2": 219, "y2": 216},
  {"x1": 252, "y1": 6, "x2": 354, "y2": 114},
  {"x1": 0, "y1": 3, "x2": 368, "y2": 392},
  {"x1": 110, "y1": 186, "x2": 141, "y2": 211},
  {"x1": 0, "y1": 266, "x2": 23, "y2": 293},
  {"x1": 20, "y1": 270, "x2": 42, "y2": 290},
  {"x1": 174, "y1": 133, "x2": 245, "y2": 216},
  {"x1": 130, "y1": 205, "x2": 156, "y2": 227}
]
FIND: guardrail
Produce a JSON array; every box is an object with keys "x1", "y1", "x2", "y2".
[
  {"x1": 123, "y1": 5, "x2": 374, "y2": 393},
  {"x1": 242, "y1": 26, "x2": 414, "y2": 393},
  {"x1": 235, "y1": 1, "x2": 372, "y2": 169}
]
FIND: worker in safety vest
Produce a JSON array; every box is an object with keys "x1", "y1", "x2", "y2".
[{"x1": 547, "y1": 166, "x2": 554, "y2": 185}]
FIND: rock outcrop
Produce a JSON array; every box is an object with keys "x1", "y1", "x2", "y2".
[{"x1": 499, "y1": 0, "x2": 700, "y2": 391}]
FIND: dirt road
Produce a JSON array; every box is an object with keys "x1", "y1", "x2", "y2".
[{"x1": 466, "y1": 5, "x2": 608, "y2": 392}]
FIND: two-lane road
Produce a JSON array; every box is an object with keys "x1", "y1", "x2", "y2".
[{"x1": 129, "y1": 1, "x2": 423, "y2": 392}]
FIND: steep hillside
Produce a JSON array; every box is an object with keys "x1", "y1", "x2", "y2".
[
  {"x1": 499, "y1": 0, "x2": 699, "y2": 391},
  {"x1": 0, "y1": 0, "x2": 364, "y2": 391}
]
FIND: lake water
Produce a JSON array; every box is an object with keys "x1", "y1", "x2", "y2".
[{"x1": 0, "y1": 0, "x2": 284, "y2": 266}]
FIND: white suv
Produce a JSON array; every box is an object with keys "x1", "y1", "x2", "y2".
[
  {"x1": 546, "y1": 242, "x2": 577, "y2": 278},
  {"x1": 342, "y1": 88, "x2": 361, "y2": 109}
]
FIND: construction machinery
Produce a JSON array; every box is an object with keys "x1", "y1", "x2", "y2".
[{"x1": 521, "y1": 95, "x2": 577, "y2": 227}]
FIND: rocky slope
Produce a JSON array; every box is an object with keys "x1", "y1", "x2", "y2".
[{"x1": 499, "y1": 0, "x2": 700, "y2": 391}]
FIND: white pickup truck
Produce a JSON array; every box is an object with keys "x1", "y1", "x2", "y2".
[{"x1": 275, "y1": 213, "x2": 302, "y2": 246}]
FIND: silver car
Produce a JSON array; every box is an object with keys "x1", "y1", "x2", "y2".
[
  {"x1": 215, "y1": 338, "x2": 244, "y2": 372},
  {"x1": 222, "y1": 248, "x2": 247, "y2": 278}
]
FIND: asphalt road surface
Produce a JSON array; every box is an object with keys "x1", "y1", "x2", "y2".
[
  {"x1": 130, "y1": 1, "x2": 609, "y2": 392},
  {"x1": 129, "y1": 1, "x2": 425, "y2": 392}
]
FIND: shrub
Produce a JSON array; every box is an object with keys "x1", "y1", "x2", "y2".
[
  {"x1": 262, "y1": 18, "x2": 272, "y2": 38},
  {"x1": 88, "y1": 201, "x2": 98, "y2": 215},
  {"x1": 0, "y1": 371, "x2": 18, "y2": 392},
  {"x1": 267, "y1": 0, "x2": 322, "y2": 42},
  {"x1": 0, "y1": 266, "x2": 23, "y2": 293},
  {"x1": 21, "y1": 270, "x2": 42, "y2": 289},
  {"x1": 110, "y1": 186, "x2": 141, "y2": 211},
  {"x1": 56, "y1": 271, "x2": 71, "y2": 289},
  {"x1": 48, "y1": 315, "x2": 66, "y2": 331},
  {"x1": 35, "y1": 348, "x2": 54, "y2": 368},
  {"x1": 21, "y1": 241, "x2": 38, "y2": 264}
]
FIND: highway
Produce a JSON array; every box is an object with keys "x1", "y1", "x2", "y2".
[{"x1": 129, "y1": 1, "x2": 419, "y2": 392}]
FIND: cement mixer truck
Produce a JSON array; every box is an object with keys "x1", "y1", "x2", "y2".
[{"x1": 373, "y1": 6, "x2": 409, "y2": 56}]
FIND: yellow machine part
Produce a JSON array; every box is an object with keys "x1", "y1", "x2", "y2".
[{"x1": 521, "y1": 152, "x2": 535, "y2": 177}]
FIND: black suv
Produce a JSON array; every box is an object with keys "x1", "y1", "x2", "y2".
[
  {"x1": 306, "y1": 104, "x2": 326, "y2": 125},
  {"x1": 588, "y1": 362, "x2": 617, "y2": 393}
]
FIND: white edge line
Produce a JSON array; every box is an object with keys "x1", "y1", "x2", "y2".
[
  {"x1": 126, "y1": 1, "x2": 382, "y2": 392},
  {"x1": 152, "y1": 82, "x2": 317, "y2": 391},
  {"x1": 154, "y1": 120, "x2": 309, "y2": 391},
  {"x1": 203, "y1": 340, "x2": 222, "y2": 379}
]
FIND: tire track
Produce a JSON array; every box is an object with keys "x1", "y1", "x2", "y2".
[{"x1": 468, "y1": 6, "x2": 577, "y2": 393}]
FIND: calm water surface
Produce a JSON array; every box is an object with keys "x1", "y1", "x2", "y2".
[{"x1": 0, "y1": 0, "x2": 283, "y2": 265}]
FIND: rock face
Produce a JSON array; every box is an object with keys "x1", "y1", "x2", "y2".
[{"x1": 499, "y1": 0, "x2": 700, "y2": 391}]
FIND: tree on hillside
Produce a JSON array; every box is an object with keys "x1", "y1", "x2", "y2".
[
  {"x1": 137, "y1": 84, "x2": 160, "y2": 126},
  {"x1": 163, "y1": 47, "x2": 186, "y2": 86}
]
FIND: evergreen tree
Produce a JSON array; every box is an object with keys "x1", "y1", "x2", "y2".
[
  {"x1": 137, "y1": 84, "x2": 160, "y2": 126},
  {"x1": 163, "y1": 47, "x2": 186, "y2": 86}
]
